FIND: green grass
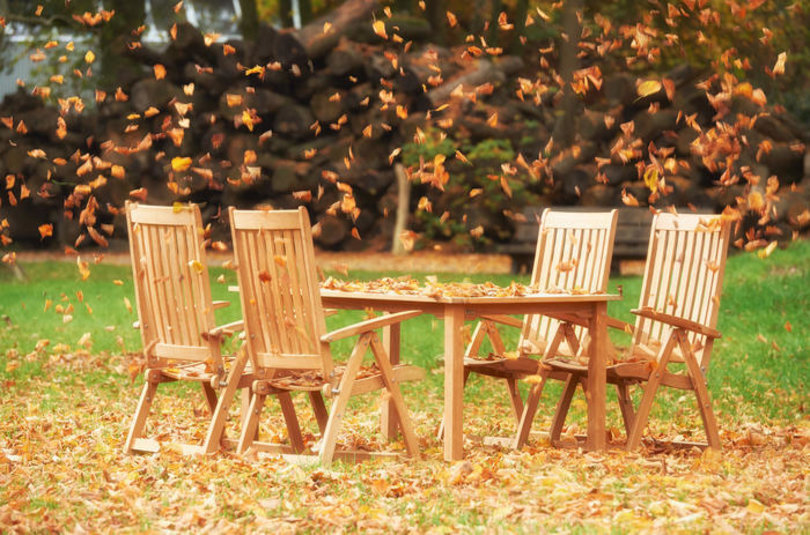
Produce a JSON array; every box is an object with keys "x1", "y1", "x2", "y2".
[
  {"x1": 3, "y1": 242, "x2": 806, "y2": 425},
  {"x1": 0, "y1": 242, "x2": 808, "y2": 532}
]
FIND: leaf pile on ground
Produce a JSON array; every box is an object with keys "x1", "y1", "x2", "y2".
[{"x1": 0, "y1": 347, "x2": 807, "y2": 533}]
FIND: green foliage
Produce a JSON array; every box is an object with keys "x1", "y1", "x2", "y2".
[
  {"x1": 402, "y1": 131, "x2": 542, "y2": 250},
  {"x1": 401, "y1": 127, "x2": 457, "y2": 167}
]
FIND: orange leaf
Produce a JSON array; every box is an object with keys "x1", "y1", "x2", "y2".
[{"x1": 38, "y1": 224, "x2": 53, "y2": 239}]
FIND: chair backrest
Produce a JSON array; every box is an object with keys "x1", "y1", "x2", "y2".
[
  {"x1": 632, "y1": 212, "x2": 731, "y2": 366},
  {"x1": 229, "y1": 207, "x2": 331, "y2": 376},
  {"x1": 520, "y1": 209, "x2": 618, "y2": 355},
  {"x1": 125, "y1": 201, "x2": 218, "y2": 365}
]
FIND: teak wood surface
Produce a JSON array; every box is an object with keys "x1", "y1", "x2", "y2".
[
  {"x1": 229, "y1": 207, "x2": 424, "y2": 466},
  {"x1": 461, "y1": 209, "x2": 619, "y2": 435},
  {"x1": 518, "y1": 212, "x2": 732, "y2": 451},
  {"x1": 124, "y1": 202, "x2": 247, "y2": 456}
]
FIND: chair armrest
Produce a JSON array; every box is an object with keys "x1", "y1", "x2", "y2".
[
  {"x1": 479, "y1": 314, "x2": 523, "y2": 329},
  {"x1": 631, "y1": 307, "x2": 721, "y2": 339},
  {"x1": 212, "y1": 300, "x2": 230, "y2": 310},
  {"x1": 321, "y1": 310, "x2": 422, "y2": 343},
  {"x1": 205, "y1": 320, "x2": 245, "y2": 339}
]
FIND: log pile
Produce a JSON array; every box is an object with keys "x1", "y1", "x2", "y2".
[{"x1": 0, "y1": 0, "x2": 808, "y2": 252}]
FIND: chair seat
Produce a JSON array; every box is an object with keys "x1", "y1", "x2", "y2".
[
  {"x1": 159, "y1": 359, "x2": 254, "y2": 382},
  {"x1": 545, "y1": 357, "x2": 694, "y2": 390},
  {"x1": 464, "y1": 355, "x2": 540, "y2": 376},
  {"x1": 267, "y1": 364, "x2": 425, "y2": 392},
  {"x1": 160, "y1": 362, "x2": 218, "y2": 382}
]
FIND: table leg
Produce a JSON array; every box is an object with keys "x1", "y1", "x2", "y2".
[
  {"x1": 586, "y1": 301, "x2": 607, "y2": 450},
  {"x1": 444, "y1": 305, "x2": 465, "y2": 461},
  {"x1": 381, "y1": 322, "x2": 401, "y2": 440}
]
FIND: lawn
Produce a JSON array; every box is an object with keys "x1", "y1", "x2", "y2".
[{"x1": 0, "y1": 242, "x2": 808, "y2": 532}]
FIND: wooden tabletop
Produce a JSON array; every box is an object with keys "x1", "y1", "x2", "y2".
[{"x1": 320, "y1": 288, "x2": 621, "y2": 305}]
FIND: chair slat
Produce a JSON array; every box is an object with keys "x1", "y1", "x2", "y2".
[
  {"x1": 231, "y1": 208, "x2": 326, "y2": 371},
  {"x1": 519, "y1": 210, "x2": 617, "y2": 354}
]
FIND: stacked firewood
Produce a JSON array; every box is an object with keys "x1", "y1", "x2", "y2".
[{"x1": 0, "y1": 0, "x2": 807, "y2": 251}]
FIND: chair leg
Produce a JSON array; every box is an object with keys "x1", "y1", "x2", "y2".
[
  {"x1": 369, "y1": 334, "x2": 420, "y2": 457},
  {"x1": 309, "y1": 391, "x2": 329, "y2": 434},
  {"x1": 626, "y1": 332, "x2": 678, "y2": 450},
  {"x1": 201, "y1": 382, "x2": 218, "y2": 414},
  {"x1": 319, "y1": 335, "x2": 369, "y2": 467},
  {"x1": 240, "y1": 388, "x2": 251, "y2": 428},
  {"x1": 202, "y1": 349, "x2": 249, "y2": 455},
  {"x1": 124, "y1": 380, "x2": 158, "y2": 453},
  {"x1": 505, "y1": 377, "x2": 524, "y2": 423},
  {"x1": 679, "y1": 336, "x2": 721, "y2": 449},
  {"x1": 278, "y1": 392, "x2": 305, "y2": 453},
  {"x1": 549, "y1": 374, "x2": 579, "y2": 444},
  {"x1": 615, "y1": 382, "x2": 635, "y2": 437},
  {"x1": 237, "y1": 392, "x2": 266, "y2": 454},
  {"x1": 513, "y1": 373, "x2": 548, "y2": 449}
]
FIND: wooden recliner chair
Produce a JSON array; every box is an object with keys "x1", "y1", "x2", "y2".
[
  {"x1": 124, "y1": 201, "x2": 248, "y2": 455},
  {"x1": 515, "y1": 212, "x2": 732, "y2": 450},
  {"x1": 229, "y1": 207, "x2": 425, "y2": 466},
  {"x1": 458, "y1": 209, "x2": 618, "y2": 436}
]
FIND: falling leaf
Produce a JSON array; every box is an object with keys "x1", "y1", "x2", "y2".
[
  {"x1": 637, "y1": 80, "x2": 661, "y2": 98},
  {"x1": 372, "y1": 20, "x2": 388, "y2": 40},
  {"x1": 38, "y1": 224, "x2": 53, "y2": 240},
  {"x1": 189, "y1": 260, "x2": 204, "y2": 274},
  {"x1": 621, "y1": 189, "x2": 640, "y2": 207},
  {"x1": 757, "y1": 241, "x2": 778, "y2": 259},
  {"x1": 171, "y1": 157, "x2": 192, "y2": 172},
  {"x1": 153, "y1": 64, "x2": 166, "y2": 80},
  {"x1": 772, "y1": 52, "x2": 787, "y2": 76},
  {"x1": 446, "y1": 11, "x2": 458, "y2": 27},
  {"x1": 84, "y1": 50, "x2": 96, "y2": 64}
]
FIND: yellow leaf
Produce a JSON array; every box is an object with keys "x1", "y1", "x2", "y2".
[
  {"x1": 189, "y1": 260, "x2": 204, "y2": 274},
  {"x1": 84, "y1": 50, "x2": 95, "y2": 64},
  {"x1": 171, "y1": 157, "x2": 192, "y2": 172},
  {"x1": 372, "y1": 20, "x2": 387, "y2": 39},
  {"x1": 637, "y1": 79, "x2": 661, "y2": 98},
  {"x1": 746, "y1": 499, "x2": 765, "y2": 514},
  {"x1": 757, "y1": 240, "x2": 778, "y2": 259},
  {"x1": 153, "y1": 64, "x2": 166, "y2": 80},
  {"x1": 643, "y1": 167, "x2": 659, "y2": 193}
]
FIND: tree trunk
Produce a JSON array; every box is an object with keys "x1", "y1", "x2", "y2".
[
  {"x1": 551, "y1": 0, "x2": 583, "y2": 150},
  {"x1": 425, "y1": 0, "x2": 446, "y2": 45},
  {"x1": 101, "y1": 0, "x2": 146, "y2": 88},
  {"x1": 239, "y1": 0, "x2": 259, "y2": 41},
  {"x1": 279, "y1": 0, "x2": 294, "y2": 28}
]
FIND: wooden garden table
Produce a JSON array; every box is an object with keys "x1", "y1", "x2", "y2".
[{"x1": 320, "y1": 289, "x2": 621, "y2": 461}]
